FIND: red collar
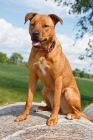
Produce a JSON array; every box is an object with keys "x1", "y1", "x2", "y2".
[{"x1": 34, "y1": 40, "x2": 56, "y2": 53}]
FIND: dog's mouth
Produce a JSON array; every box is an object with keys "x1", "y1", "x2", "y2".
[{"x1": 32, "y1": 38, "x2": 47, "y2": 48}]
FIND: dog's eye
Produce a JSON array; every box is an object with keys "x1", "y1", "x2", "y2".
[
  {"x1": 44, "y1": 25, "x2": 49, "y2": 28},
  {"x1": 30, "y1": 23, "x2": 35, "y2": 27}
]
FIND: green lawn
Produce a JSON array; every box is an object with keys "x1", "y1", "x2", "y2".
[
  {"x1": 76, "y1": 77, "x2": 93, "y2": 109},
  {"x1": 0, "y1": 63, "x2": 43, "y2": 105},
  {"x1": 0, "y1": 63, "x2": 93, "y2": 109}
]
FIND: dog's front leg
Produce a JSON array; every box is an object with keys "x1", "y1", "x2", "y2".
[
  {"x1": 15, "y1": 73, "x2": 38, "y2": 122},
  {"x1": 47, "y1": 77, "x2": 62, "y2": 126}
]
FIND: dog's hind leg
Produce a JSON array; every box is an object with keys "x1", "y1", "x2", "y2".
[
  {"x1": 61, "y1": 87, "x2": 81, "y2": 120},
  {"x1": 33, "y1": 87, "x2": 54, "y2": 112}
]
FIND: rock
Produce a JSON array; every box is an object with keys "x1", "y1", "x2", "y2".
[
  {"x1": 83, "y1": 103, "x2": 93, "y2": 118},
  {"x1": 0, "y1": 102, "x2": 93, "y2": 140}
]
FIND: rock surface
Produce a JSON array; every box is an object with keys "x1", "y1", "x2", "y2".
[{"x1": 0, "y1": 102, "x2": 93, "y2": 140}]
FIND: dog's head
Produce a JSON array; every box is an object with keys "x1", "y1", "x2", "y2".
[{"x1": 24, "y1": 12, "x2": 63, "y2": 48}]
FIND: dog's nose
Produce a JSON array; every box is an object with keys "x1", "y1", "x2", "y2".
[{"x1": 32, "y1": 30, "x2": 40, "y2": 38}]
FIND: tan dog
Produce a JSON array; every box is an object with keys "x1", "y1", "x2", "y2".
[{"x1": 16, "y1": 12, "x2": 92, "y2": 125}]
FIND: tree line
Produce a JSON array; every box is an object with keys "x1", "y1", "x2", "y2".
[
  {"x1": 0, "y1": 52, "x2": 28, "y2": 67},
  {"x1": 73, "y1": 68, "x2": 93, "y2": 79}
]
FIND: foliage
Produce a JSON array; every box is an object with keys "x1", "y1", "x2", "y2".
[
  {"x1": 0, "y1": 52, "x2": 28, "y2": 67},
  {"x1": 9, "y1": 52, "x2": 23, "y2": 64},
  {"x1": 0, "y1": 52, "x2": 8, "y2": 63},
  {"x1": 80, "y1": 71, "x2": 84, "y2": 78},
  {"x1": 46, "y1": 0, "x2": 93, "y2": 63},
  {"x1": 73, "y1": 68, "x2": 93, "y2": 79}
]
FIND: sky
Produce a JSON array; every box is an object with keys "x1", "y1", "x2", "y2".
[{"x1": 0, "y1": 0, "x2": 93, "y2": 73}]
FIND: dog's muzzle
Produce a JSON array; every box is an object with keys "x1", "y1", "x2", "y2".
[{"x1": 31, "y1": 30, "x2": 47, "y2": 47}]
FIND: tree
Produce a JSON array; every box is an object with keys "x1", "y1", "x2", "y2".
[
  {"x1": 46, "y1": 0, "x2": 93, "y2": 63},
  {"x1": 73, "y1": 68, "x2": 81, "y2": 77},
  {"x1": 80, "y1": 71, "x2": 84, "y2": 78},
  {"x1": 72, "y1": 70, "x2": 76, "y2": 77},
  {"x1": 0, "y1": 52, "x2": 8, "y2": 63},
  {"x1": 10, "y1": 52, "x2": 23, "y2": 64}
]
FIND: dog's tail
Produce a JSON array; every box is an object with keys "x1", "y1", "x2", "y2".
[{"x1": 72, "y1": 106, "x2": 92, "y2": 122}]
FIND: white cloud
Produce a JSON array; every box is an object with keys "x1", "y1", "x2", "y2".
[
  {"x1": 0, "y1": 19, "x2": 31, "y2": 61},
  {"x1": 57, "y1": 33, "x2": 93, "y2": 72}
]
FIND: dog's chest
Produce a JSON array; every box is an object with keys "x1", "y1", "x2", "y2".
[
  {"x1": 34, "y1": 61, "x2": 49, "y2": 75},
  {"x1": 33, "y1": 57, "x2": 54, "y2": 90}
]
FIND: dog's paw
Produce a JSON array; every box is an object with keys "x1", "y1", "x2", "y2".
[
  {"x1": 15, "y1": 114, "x2": 27, "y2": 122},
  {"x1": 47, "y1": 117, "x2": 58, "y2": 126},
  {"x1": 66, "y1": 114, "x2": 73, "y2": 120}
]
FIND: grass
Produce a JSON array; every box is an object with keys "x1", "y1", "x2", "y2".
[
  {"x1": 76, "y1": 77, "x2": 93, "y2": 109},
  {"x1": 0, "y1": 63, "x2": 93, "y2": 110},
  {"x1": 0, "y1": 63, "x2": 43, "y2": 105}
]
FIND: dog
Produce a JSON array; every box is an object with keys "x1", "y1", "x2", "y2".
[{"x1": 15, "y1": 12, "x2": 92, "y2": 125}]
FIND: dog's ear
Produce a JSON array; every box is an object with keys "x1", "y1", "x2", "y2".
[
  {"x1": 24, "y1": 12, "x2": 37, "y2": 24},
  {"x1": 48, "y1": 14, "x2": 63, "y2": 25}
]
